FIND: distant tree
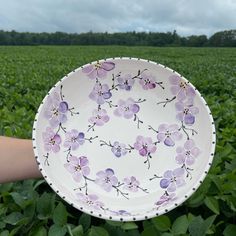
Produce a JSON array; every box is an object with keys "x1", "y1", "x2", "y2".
[
  {"x1": 186, "y1": 35, "x2": 208, "y2": 47},
  {"x1": 0, "y1": 29, "x2": 235, "y2": 46},
  {"x1": 209, "y1": 30, "x2": 236, "y2": 47}
]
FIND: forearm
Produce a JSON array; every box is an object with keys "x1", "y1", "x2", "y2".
[{"x1": 0, "y1": 136, "x2": 42, "y2": 184}]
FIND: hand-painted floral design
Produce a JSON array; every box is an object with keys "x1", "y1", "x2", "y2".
[
  {"x1": 160, "y1": 168, "x2": 185, "y2": 192},
  {"x1": 89, "y1": 83, "x2": 112, "y2": 105},
  {"x1": 134, "y1": 136, "x2": 157, "y2": 157},
  {"x1": 114, "y1": 98, "x2": 140, "y2": 119},
  {"x1": 111, "y1": 141, "x2": 128, "y2": 157},
  {"x1": 64, "y1": 129, "x2": 85, "y2": 150},
  {"x1": 169, "y1": 75, "x2": 195, "y2": 101},
  {"x1": 64, "y1": 156, "x2": 90, "y2": 182},
  {"x1": 109, "y1": 209, "x2": 131, "y2": 216},
  {"x1": 42, "y1": 127, "x2": 61, "y2": 153},
  {"x1": 88, "y1": 109, "x2": 109, "y2": 131},
  {"x1": 117, "y1": 74, "x2": 135, "y2": 91},
  {"x1": 82, "y1": 61, "x2": 115, "y2": 79},
  {"x1": 40, "y1": 59, "x2": 204, "y2": 216},
  {"x1": 155, "y1": 192, "x2": 177, "y2": 207},
  {"x1": 175, "y1": 139, "x2": 200, "y2": 166},
  {"x1": 123, "y1": 176, "x2": 140, "y2": 192},
  {"x1": 134, "y1": 136, "x2": 157, "y2": 169},
  {"x1": 175, "y1": 100, "x2": 199, "y2": 125},
  {"x1": 95, "y1": 168, "x2": 118, "y2": 192},
  {"x1": 139, "y1": 73, "x2": 156, "y2": 90},
  {"x1": 44, "y1": 92, "x2": 68, "y2": 128},
  {"x1": 157, "y1": 124, "x2": 182, "y2": 146},
  {"x1": 76, "y1": 192, "x2": 104, "y2": 210},
  {"x1": 100, "y1": 140, "x2": 134, "y2": 158}
]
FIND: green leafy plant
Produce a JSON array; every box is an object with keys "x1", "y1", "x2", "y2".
[{"x1": 0, "y1": 46, "x2": 235, "y2": 235}]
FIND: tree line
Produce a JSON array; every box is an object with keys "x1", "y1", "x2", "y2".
[{"x1": 0, "y1": 29, "x2": 235, "y2": 46}]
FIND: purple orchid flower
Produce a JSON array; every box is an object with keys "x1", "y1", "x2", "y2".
[
  {"x1": 175, "y1": 100, "x2": 199, "y2": 125},
  {"x1": 169, "y1": 75, "x2": 195, "y2": 101},
  {"x1": 44, "y1": 92, "x2": 68, "y2": 128},
  {"x1": 157, "y1": 124, "x2": 182, "y2": 146},
  {"x1": 123, "y1": 176, "x2": 140, "y2": 192},
  {"x1": 176, "y1": 139, "x2": 200, "y2": 166},
  {"x1": 89, "y1": 83, "x2": 112, "y2": 105},
  {"x1": 134, "y1": 136, "x2": 157, "y2": 157},
  {"x1": 89, "y1": 109, "x2": 109, "y2": 126},
  {"x1": 111, "y1": 141, "x2": 127, "y2": 158},
  {"x1": 155, "y1": 193, "x2": 177, "y2": 207},
  {"x1": 114, "y1": 98, "x2": 140, "y2": 119},
  {"x1": 76, "y1": 192, "x2": 104, "y2": 210},
  {"x1": 117, "y1": 74, "x2": 135, "y2": 91},
  {"x1": 160, "y1": 168, "x2": 185, "y2": 192},
  {"x1": 95, "y1": 168, "x2": 118, "y2": 192},
  {"x1": 64, "y1": 156, "x2": 90, "y2": 182},
  {"x1": 64, "y1": 129, "x2": 85, "y2": 150},
  {"x1": 139, "y1": 73, "x2": 156, "y2": 90},
  {"x1": 42, "y1": 127, "x2": 61, "y2": 153},
  {"x1": 82, "y1": 61, "x2": 115, "y2": 79}
]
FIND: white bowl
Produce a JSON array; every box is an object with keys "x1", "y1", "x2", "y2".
[{"x1": 33, "y1": 57, "x2": 215, "y2": 221}]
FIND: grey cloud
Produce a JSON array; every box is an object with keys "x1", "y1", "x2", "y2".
[{"x1": 0, "y1": 0, "x2": 235, "y2": 36}]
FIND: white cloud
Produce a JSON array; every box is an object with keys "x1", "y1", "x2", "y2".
[{"x1": 0, "y1": 0, "x2": 235, "y2": 36}]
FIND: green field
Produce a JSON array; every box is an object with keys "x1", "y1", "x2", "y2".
[{"x1": 0, "y1": 46, "x2": 236, "y2": 235}]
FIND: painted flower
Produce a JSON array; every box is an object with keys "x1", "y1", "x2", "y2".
[
  {"x1": 160, "y1": 168, "x2": 185, "y2": 192},
  {"x1": 134, "y1": 136, "x2": 157, "y2": 157},
  {"x1": 109, "y1": 209, "x2": 131, "y2": 216},
  {"x1": 117, "y1": 74, "x2": 135, "y2": 91},
  {"x1": 176, "y1": 139, "x2": 200, "y2": 166},
  {"x1": 89, "y1": 83, "x2": 112, "y2": 105},
  {"x1": 111, "y1": 141, "x2": 127, "y2": 157},
  {"x1": 95, "y1": 168, "x2": 118, "y2": 192},
  {"x1": 123, "y1": 176, "x2": 140, "y2": 192},
  {"x1": 155, "y1": 193, "x2": 177, "y2": 207},
  {"x1": 82, "y1": 61, "x2": 115, "y2": 79},
  {"x1": 64, "y1": 129, "x2": 85, "y2": 150},
  {"x1": 89, "y1": 109, "x2": 109, "y2": 126},
  {"x1": 114, "y1": 98, "x2": 140, "y2": 119},
  {"x1": 169, "y1": 75, "x2": 195, "y2": 101},
  {"x1": 42, "y1": 127, "x2": 61, "y2": 153},
  {"x1": 44, "y1": 92, "x2": 68, "y2": 128},
  {"x1": 64, "y1": 156, "x2": 90, "y2": 182},
  {"x1": 157, "y1": 124, "x2": 182, "y2": 146},
  {"x1": 139, "y1": 73, "x2": 156, "y2": 90},
  {"x1": 76, "y1": 193, "x2": 104, "y2": 210},
  {"x1": 175, "y1": 100, "x2": 199, "y2": 125}
]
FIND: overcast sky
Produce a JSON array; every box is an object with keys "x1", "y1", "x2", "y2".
[{"x1": 0, "y1": 0, "x2": 235, "y2": 36}]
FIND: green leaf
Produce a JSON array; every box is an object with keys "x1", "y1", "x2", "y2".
[
  {"x1": 223, "y1": 224, "x2": 236, "y2": 236},
  {"x1": 0, "y1": 230, "x2": 9, "y2": 236},
  {"x1": 32, "y1": 226, "x2": 47, "y2": 236},
  {"x1": 141, "y1": 226, "x2": 158, "y2": 236},
  {"x1": 71, "y1": 225, "x2": 84, "y2": 236},
  {"x1": 53, "y1": 202, "x2": 68, "y2": 226},
  {"x1": 151, "y1": 215, "x2": 171, "y2": 231},
  {"x1": 36, "y1": 192, "x2": 55, "y2": 219},
  {"x1": 188, "y1": 215, "x2": 216, "y2": 236},
  {"x1": 121, "y1": 222, "x2": 138, "y2": 230},
  {"x1": 172, "y1": 215, "x2": 189, "y2": 234},
  {"x1": 48, "y1": 224, "x2": 67, "y2": 236},
  {"x1": 89, "y1": 226, "x2": 109, "y2": 236},
  {"x1": 204, "y1": 197, "x2": 220, "y2": 214},
  {"x1": 4, "y1": 212, "x2": 24, "y2": 225},
  {"x1": 106, "y1": 220, "x2": 123, "y2": 227},
  {"x1": 79, "y1": 213, "x2": 91, "y2": 232}
]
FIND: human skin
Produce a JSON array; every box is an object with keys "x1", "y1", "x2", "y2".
[{"x1": 0, "y1": 136, "x2": 42, "y2": 184}]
